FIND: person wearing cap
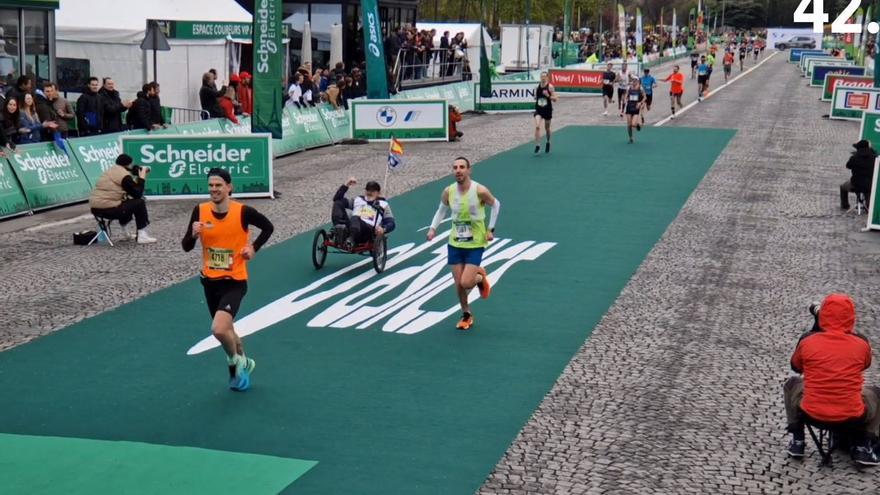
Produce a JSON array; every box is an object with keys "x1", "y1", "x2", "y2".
[
  {"x1": 237, "y1": 71, "x2": 253, "y2": 115},
  {"x1": 840, "y1": 139, "x2": 877, "y2": 210},
  {"x1": 331, "y1": 177, "x2": 396, "y2": 246},
  {"x1": 181, "y1": 168, "x2": 274, "y2": 392},
  {"x1": 88, "y1": 154, "x2": 156, "y2": 244}
]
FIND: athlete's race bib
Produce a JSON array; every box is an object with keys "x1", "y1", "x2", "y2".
[
  {"x1": 208, "y1": 248, "x2": 234, "y2": 270},
  {"x1": 603, "y1": 79, "x2": 611, "y2": 85},
  {"x1": 357, "y1": 206, "x2": 377, "y2": 223},
  {"x1": 537, "y1": 97, "x2": 548, "y2": 107},
  {"x1": 453, "y1": 221, "x2": 474, "y2": 242},
  {"x1": 629, "y1": 94, "x2": 640, "y2": 101}
]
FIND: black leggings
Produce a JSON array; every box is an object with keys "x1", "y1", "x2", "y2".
[{"x1": 332, "y1": 198, "x2": 375, "y2": 244}]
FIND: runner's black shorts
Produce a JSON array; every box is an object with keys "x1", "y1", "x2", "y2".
[
  {"x1": 645, "y1": 94, "x2": 653, "y2": 106},
  {"x1": 617, "y1": 88, "x2": 627, "y2": 100},
  {"x1": 603, "y1": 85, "x2": 614, "y2": 98},
  {"x1": 723, "y1": 64, "x2": 732, "y2": 73},
  {"x1": 691, "y1": 60, "x2": 698, "y2": 68},
  {"x1": 534, "y1": 107, "x2": 552, "y2": 120},
  {"x1": 698, "y1": 75, "x2": 708, "y2": 85},
  {"x1": 670, "y1": 91, "x2": 683, "y2": 98},
  {"x1": 201, "y1": 277, "x2": 248, "y2": 318}
]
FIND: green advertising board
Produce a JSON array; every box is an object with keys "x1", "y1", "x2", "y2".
[
  {"x1": 68, "y1": 134, "x2": 123, "y2": 187},
  {"x1": 859, "y1": 110, "x2": 880, "y2": 150},
  {"x1": 120, "y1": 134, "x2": 274, "y2": 199},
  {"x1": 174, "y1": 119, "x2": 225, "y2": 135},
  {"x1": 7, "y1": 142, "x2": 92, "y2": 210},
  {"x1": 867, "y1": 160, "x2": 880, "y2": 230},
  {"x1": 272, "y1": 110, "x2": 299, "y2": 156},
  {"x1": 220, "y1": 116, "x2": 252, "y2": 135},
  {"x1": 0, "y1": 157, "x2": 29, "y2": 218},
  {"x1": 822, "y1": 74, "x2": 874, "y2": 101},
  {"x1": 351, "y1": 100, "x2": 448, "y2": 141},
  {"x1": 475, "y1": 81, "x2": 538, "y2": 112},
  {"x1": 830, "y1": 86, "x2": 880, "y2": 121},
  {"x1": 317, "y1": 104, "x2": 351, "y2": 143},
  {"x1": 155, "y1": 20, "x2": 289, "y2": 40},
  {"x1": 286, "y1": 106, "x2": 333, "y2": 149}
]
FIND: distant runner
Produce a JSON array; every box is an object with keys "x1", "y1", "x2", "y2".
[
  {"x1": 738, "y1": 43, "x2": 747, "y2": 71},
  {"x1": 624, "y1": 78, "x2": 646, "y2": 144},
  {"x1": 181, "y1": 168, "x2": 274, "y2": 391},
  {"x1": 663, "y1": 65, "x2": 685, "y2": 120},
  {"x1": 640, "y1": 68, "x2": 657, "y2": 125},
  {"x1": 690, "y1": 51, "x2": 700, "y2": 79},
  {"x1": 602, "y1": 63, "x2": 616, "y2": 116},
  {"x1": 533, "y1": 71, "x2": 558, "y2": 154},
  {"x1": 427, "y1": 157, "x2": 500, "y2": 331},
  {"x1": 617, "y1": 65, "x2": 632, "y2": 117},
  {"x1": 723, "y1": 50, "x2": 734, "y2": 82},
  {"x1": 697, "y1": 55, "x2": 710, "y2": 101}
]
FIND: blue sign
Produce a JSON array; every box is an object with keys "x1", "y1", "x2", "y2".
[
  {"x1": 789, "y1": 48, "x2": 826, "y2": 63},
  {"x1": 812, "y1": 64, "x2": 866, "y2": 87}
]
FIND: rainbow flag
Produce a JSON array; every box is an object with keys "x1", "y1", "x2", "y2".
[{"x1": 388, "y1": 137, "x2": 404, "y2": 170}]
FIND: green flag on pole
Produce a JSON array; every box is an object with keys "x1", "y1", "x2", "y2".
[
  {"x1": 636, "y1": 8, "x2": 643, "y2": 60},
  {"x1": 251, "y1": 0, "x2": 283, "y2": 139},
  {"x1": 479, "y1": 0, "x2": 491, "y2": 97},
  {"x1": 562, "y1": 0, "x2": 572, "y2": 67},
  {"x1": 361, "y1": 0, "x2": 390, "y2": 99},
  {"x1": 618, "y1": 3, "x2": 627, "y2": 61}
]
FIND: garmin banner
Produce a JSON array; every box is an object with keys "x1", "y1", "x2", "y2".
[
  {"x1": 361, "y1": 0, "x2": 389, "y2": 99},
  {"x1": 120, "y1": 134, "x2": 274, "y2": 199},
  {"x1": 252, "y1": 0, "x2": 284, "y2": 139}
]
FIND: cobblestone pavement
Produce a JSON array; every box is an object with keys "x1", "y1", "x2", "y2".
[
  {"x1": 3, "y1": 53, "x2": 874, "y2": 493},
  {"x1": 478, "y1": 54, "x2": 880, "y2": 494}
]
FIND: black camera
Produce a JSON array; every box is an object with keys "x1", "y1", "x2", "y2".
[
  {"x1": 809, "y1": 302, "x2": 821, "y2": 331},
  {"x1": 130, "y1": 165, "x2": 151, "y2": 176}
]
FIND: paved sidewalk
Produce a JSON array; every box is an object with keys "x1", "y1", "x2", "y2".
[{"x1": 478, "y1": 53, "x2": 880, "y2": 494}]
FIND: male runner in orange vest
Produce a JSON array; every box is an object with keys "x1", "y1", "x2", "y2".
[{"x1": 182, "y1": 168, "x2": 274, "y2": 391}]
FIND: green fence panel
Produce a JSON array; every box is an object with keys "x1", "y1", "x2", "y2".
[
  {"x1": 220, "y1": 116, "x2": 252, "y2": 134},
  {"x1": 67, "y1": 134, "x2": 123, "y2": 187},
  {"x1": 286, "y1": 105, "x2": 334, "y2": 149},
  {"x1": 0, "y1": 157, "x2": 30, "y2": 218},
  {"x1": 272, "y1": 108, "x2": 301, "y2": 157},
  {"x1": 173, "y1": 119, "x2": 225, "y2": 135},
  {"x1": 317, "y1": 104, "x2": 351, "y2": 143},
  {"x1": 7, "y1": 142, "x2": 92, "y2": 210}
]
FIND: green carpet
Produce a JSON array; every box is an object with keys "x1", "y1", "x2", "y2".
[
  {"x1": 0, "y1": 433, "x2": 316, "y2": 494},
  {"x1": 0, "y1": 126, "x2": 734, "y2": 494}
]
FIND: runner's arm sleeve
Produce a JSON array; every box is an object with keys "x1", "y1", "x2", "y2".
[
  {"x1": 242, "y1": 206, "x2": 274, "y2": 252},
  {"x1": 333, "y1": 184, "x2": 349, "y2": 201},
  {"x1": 488, "y1": 198, "x2": 500, "y2": 230},
  {"x1": 181, "y1": 206, "x2": 200, "y2": 252},
  {"x1": 430, "y1": 203, "x2": 450, "y2": 231}
]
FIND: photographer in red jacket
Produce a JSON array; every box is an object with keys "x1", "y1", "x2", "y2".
[{"x1": 783, "y1": 293, "x2": 880, "y2": 465}]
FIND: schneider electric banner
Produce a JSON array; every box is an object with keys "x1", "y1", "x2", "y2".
[
  {"x1": 120, "y1": 135, "x2": 274, "y2": 199},
  {"x1": 8, "y1": 142, "x2": 92, "y2": 210},
  {"x1": 476, "y1": 81, "x2": 538, "y2": 112},
  {"x1": 252, "y1": 0, "x2": 283, "y2": 139},
  {"x1": 0, "y1": 158, "x2": 29, "y2": 219},
  {"x1": 351, "y1": 100, "x2": 448, "y2": 141}
]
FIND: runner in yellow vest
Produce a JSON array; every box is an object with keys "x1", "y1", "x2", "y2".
[
  {"x1": 427, "y1": 157, "x2": 501, "y2": 330},
  {"x1": 181, "y1": 168, "x2": 274, "y2": 391}
]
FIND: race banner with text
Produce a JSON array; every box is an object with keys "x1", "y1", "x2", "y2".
[
  {"x1": 805, "y1": 59, "x2": 853, "y2": 80},
  {"x1": 830, "y1": 86, "x2": 880, "y2": 121},
  {"x1": 317, "y1": 104, "x2": 351, "y2": 143},
  {"x1": 351, "y1": 100, "x2": 448, "y2": 141},
  {"x1": 174, "y1": 119, "x2": 225, "y2": 135},
  {"x1": 0, "y1": 157, "x2": 29, "y2": 218},
  {"x1": 811, "y1": 65, "x2": 866, "y2": 88},
  {"x1": 361, "y1": 0, "x2": 389, "y2": 99},
  {"x1": 823, "y1": 74, "x2": 875, "y2": 101},
  {"x1": 220, "y1": 116, "x2": 252, "y2": 135},
  {"x1": 252, "y1": 0, "x2": 283, "y2": 138},
  {"x1": 859, "y1": 110, "x2": 880, "y2": 150},
  {"x1": 789, "y1": 49, "x2": 826, "y2": 63},
  {"x1": 286, "y1": 106, "x2": 333, "y2": 149},
  {"x1": 475, "y1": 81, "x2": 538, "y2": 112},
  {"x1": 800, "y1": 55, "x2": 838, "y2": 74},
  {"x1": 7, "y1": 142, "x2": 92, "y2": 210},
  {"x1": 272, "y1": 111, "x2": 298, "y2": 156},
  {"x1": 548, "y1": 69, "x2": 603, "y2": 93},
  {"x1": 68, "y1": 133, "x2": 123, "y2": 187},
  {"x1": 866, "y1": 159, "x2": 880, "y2": 230},
  {"x1": 120, "y1": 134, "x2": 274, "y2": 199}
]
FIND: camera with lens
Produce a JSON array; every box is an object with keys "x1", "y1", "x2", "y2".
[
  {"x1": 808, "y1": 302, "x2": 821, "y2": 331},
  {"x1": 130, "y1": 165, "x2": 151, "y2": 176}
]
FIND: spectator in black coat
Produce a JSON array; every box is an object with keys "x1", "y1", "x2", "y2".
[
  {"x1": 199, "y1": 72, "x2": 224, "y2": 118},
  {"x1": 128, "y1": 84, "x2": 154, "y2": 130},
  {"x1": 147, "y1": 81, "x2": 167, "y2": 129},
  {"x1": 5, "y1": 75, "x2": 32, "y2": 108},
  {"x1": 100, "y1": 77, "x2": 130, "y2": 133},
  {"x1": 76, "y1": 77, "x2": 104, "y2": 136}
]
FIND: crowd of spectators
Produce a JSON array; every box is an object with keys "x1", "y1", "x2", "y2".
[{"x1": 386, "y1": 27, "x2": 471, "y2": 83}]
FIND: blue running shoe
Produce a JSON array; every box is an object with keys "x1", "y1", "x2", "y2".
[{"x1": 229, "y1": 370, "x2": 250, "y2": 391}]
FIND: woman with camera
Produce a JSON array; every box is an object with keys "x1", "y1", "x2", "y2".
[{"x1": 88, "y1": 154, "x2": 156, "y2": 244}]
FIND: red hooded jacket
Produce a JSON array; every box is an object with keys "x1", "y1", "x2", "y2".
[{"x1": 791, "y1": 294, "x2": 872, "y2": 422}]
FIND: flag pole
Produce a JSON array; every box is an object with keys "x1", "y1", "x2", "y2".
[{"x1": 384, "y1": 136, "x2": 392, "y2": 196}]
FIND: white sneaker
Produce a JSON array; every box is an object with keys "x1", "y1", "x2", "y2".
[
  {"x1": 603, "y1": 110, "x2": 608, "y2": 116},
  {"x1": 137, "y1": 230, "x2": 157, "y2": 244}
]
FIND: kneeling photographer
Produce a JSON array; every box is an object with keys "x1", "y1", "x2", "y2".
[
  {"x1": 783, "y1": 293, "x2": 880, "y2": 465},
  {"x1": 88, "y1": 154, "x2": 156, "y2": 244}
]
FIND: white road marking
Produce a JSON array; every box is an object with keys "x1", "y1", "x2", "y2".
[{"x1": 24, "y1": 214, "x2": 93, "y2": 232}]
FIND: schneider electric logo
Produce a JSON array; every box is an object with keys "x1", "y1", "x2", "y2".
[
  {"x1": 138, "y1": 143, "x2": 254, "y2": 178},
  {"x1": 255, "y1": 0, "x2": 279, "y2": 73}
]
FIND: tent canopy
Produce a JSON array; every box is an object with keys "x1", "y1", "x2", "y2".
[{"x1": 56, "y1": 0, "x2": 251, "y2": 43}]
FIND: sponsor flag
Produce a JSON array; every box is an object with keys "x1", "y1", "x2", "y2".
[
  {"x1": 361, "y1": 0, "x2": 390, "y2": 99},
  {"x1": 562, "y1": 0, "x2": 572, "y2": 67},
  {"x1": 636, "y1": 8, "x2": 643, "y2": 59},
  {"x1": 479, "y1": 1, "x2": 492, "y2": 98},
  {"x1": 252, "y1": 0, "x2": 283, "y2": 139},
  {"x1": 618, "y1": 4, "x2": 627, "y2": 61},
  {"x1": 388, "y1": 137, "x2": 404, "y2": 171},
  {"x1": 673, "y1": 8, "x2": 677, "y2": 41},
  {"x1": 53, "y1": 131, "x2": 67, "y2": 156}
]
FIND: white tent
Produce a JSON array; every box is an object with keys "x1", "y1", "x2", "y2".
[
  {"x1": 55, "y1": 0, "x2": 251, "y2": 110},
  {"x1": 416, "y1": 23, "x2": 493, "y2": 82}
]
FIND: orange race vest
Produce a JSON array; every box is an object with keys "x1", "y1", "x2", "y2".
[{"x1": 199, "y1": 201, "x2": 250, "y2": 281}]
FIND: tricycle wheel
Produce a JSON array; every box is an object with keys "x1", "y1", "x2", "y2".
[
  {"x1": 312, "y1": 229, "x2": 328, "y2": 269},
  {"x1": 371, "y1": 235, "x2": 387, "y2": 273}
]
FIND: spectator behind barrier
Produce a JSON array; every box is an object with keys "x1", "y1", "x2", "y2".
[
  {"x1": 449, "y1": 105, "x2": 463, "y2": 142},
  {"x1": 128, "y1": 84, "x2": 154, "y2": 130},
  {"x1": 5, "y1": 75, "x2": 32, "y2": 108},
  {"x1": 88, "y1": 153, "x2": 156, "y2": 244},
  {"x1": 100, "y1": 77, "x2": 131, "y2": 134},
  {"x1": 1, "y1": 97, "x2": 19, "y2": 145},
  {"x1": 218, "y1": 86, "x2": 238, "y2": 124},
  {"x1": 76, "y1": 77, "x2": 104, "y2": 136},
  {"x1": 783, "y1": 294, "x2": 880, "y2": 465},
  {"x1": 840, "y1": 139, "x2": 877, "y2": 210},
  {"x1": 200, "y1": 71, "x2": 224, "y2": 119},
  {"x1": 237, "y1": 71, "x2": 253, "y2": 115},
  {"x1": 147, "y1": 81, "x2": 167, "y2": 129},
  {"x1": 18, "y1": 93, "x2": 45, "y2": 144},
  {"x1": 44, "y1": 82, "x2": 73, "y2": 138}
]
